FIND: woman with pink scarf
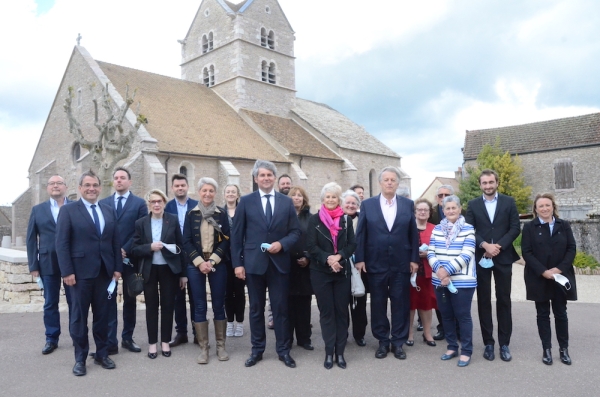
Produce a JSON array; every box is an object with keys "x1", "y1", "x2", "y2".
[{"x1": 306, "y1": 182, "x2": 356, "y2": 370}]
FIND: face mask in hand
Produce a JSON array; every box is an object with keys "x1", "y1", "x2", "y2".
[
  {"x1": 419, "y1": 243, "x2": 429, "y2": 252},
  {"x1": 107, "y1": 279, "x2": 117, "y2": 299},
  {"x1": 479, "y1": 257, "x2": 494, "y2": 269},
  {"x1": 553, "y1": 274, "x2": 571, "y2": 290},
  {"x1": 162, "y1": 243, "x2": 181, "y2": 254},
  {"x1": 447, "y1": 281, "x2": 458, "y2": 294},
  {"x1": 410, "y1": 272, "x2": 421, "y2": 291},
  {"x1": 260, "y1": 243, "x2": 272, "y2": 252}
]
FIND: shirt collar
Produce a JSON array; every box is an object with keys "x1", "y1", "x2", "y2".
[
  {"x1": 49, "y1": 198, "x2": 59, "y2": 208},
  {"x1": 117, "y1": 191, "x2": 131, "y2": 200},
  {"x1": 80, "y1": 198, "x2": 97, "y2": 208},
  {"x1": 538, "y1": 216, "x2": 555, "y2": 226},
  {"x1": 380, "y1": 194, "x2": 396, "y2": 206},
  {"x1": 482, "y1": 192, "x2": 498, "y2": 203},
  {"x1": 259, "y1": 188, "x2": 275, "y2": 197},
  {"x1": 176, "y1": 197, "x2": 189, "y2": 207}
]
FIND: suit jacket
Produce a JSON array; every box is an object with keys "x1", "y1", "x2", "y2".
[
  {"x1": 230, "y1": 190, "x2": 301, "y2": 275},
  {"x1": 465, "y1": 193, "x2": 521, "y2": 265},
  {"x1": 306, "y1": 210, "x2": 356, "y2": 275},
  {"x1": 26, "y1": 199, "x2": 70, "y2": 275},
  {"x1": 99, "y1": 192, "x2": 147, "y2": 256},
  {"x1": 429, "y1": 204, "x2": 465, "y2": 225},
  {"x1": 56, "y1": 200, "x2": 122, "y2": 279},
  {"x1": 130, "y1": 213, "x2": 187, "y2": 282},
  {"x1": 522, "y1": 217, "x2": 577, "y2": 301},
  {"x1": 354, "y1": 194, "x2": 420, "y2": 274},
  {"x1": 165, "y1": 197, "x2": 199, "y2": 220}
]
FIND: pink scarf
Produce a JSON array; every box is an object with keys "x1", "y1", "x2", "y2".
[{"x1": 319, "y1": 204, "x2": 344, "y2": 252}]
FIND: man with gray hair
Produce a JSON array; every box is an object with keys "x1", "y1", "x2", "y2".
[
  {"x1": 429, "y1": 184, "x2": 454, "y2": 225},
  {"x1": 231, "y1": 160, "x2": 301, "y2": 368}
]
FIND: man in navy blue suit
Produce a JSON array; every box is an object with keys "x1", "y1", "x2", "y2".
[
  {"x1": 231, "y1": 160, "x2": 300, "y2": 368},
  {"x1": 26, "y1": 175, "x2": 73, "y2": 355},
  {"x1": 56, "y1": 169, "x2": 122, "y2": 376},
  {"x1": 165, "y1": 173, "x2": 198, "y2": 347},
  {"x1": 355, "y1": 166, "x2": 419, "y2": 360},
  {"x1": 98, "y1": 167, "x2": 147, "y2": 354}
]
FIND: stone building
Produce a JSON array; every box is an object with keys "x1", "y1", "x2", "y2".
[
  {"x1": 11, "y1": 0, "x2": 409, "y2": 242},
  {"x1": 463, "y1": 112, "x2": 600, "y2": 219},
  {"x1": 418, "y1": 171, "x2": 461, "y2": 205}
]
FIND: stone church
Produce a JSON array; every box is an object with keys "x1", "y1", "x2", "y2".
[{"x1": 11, "y1": 0, "x2": 409, "y2": 241}]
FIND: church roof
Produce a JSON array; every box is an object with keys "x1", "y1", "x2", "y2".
[
  {"x1": 241, "y1": 110, "x2": 342, "y2": 161},
  {"x1": 222, "y1": 0, "x2": 249, "y2": 12},
  {"x1": 97, "y1": 61, "x2": 288, "y2": 162},
  {"x1": 463, "y1": 112, "x2": 600, "y2": 160},
  {"x1": 292, "y1": 99, "x2": 400, "y2": 158}
]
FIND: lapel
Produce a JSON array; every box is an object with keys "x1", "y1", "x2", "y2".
[
  {"x1": 391, "y1": 195, "x2": 403, "y2": 232},
  {"x1": 143, "y1": 216, "x2": 153, "y2": 243},
  {"x1": 43, "y1": 200, "x2": 55, "y2": 225},
  {"x1": 491, "y1": 194, "x2": 502, "y2": 224},
  {"x1": 100, "y1": 203, "x2": 114, "y2": 237},
  {"x1": 254, "y1": 191, "x2": 269, "y2": 225},
  {"x1": 76, "y1": 200, "x2": 98, "y2": 235},
  {"x1": 161, "y1": 214, "x2": 170, "y2": 241},
  {"x1": 373, "y1": 194, "x2": 387, "y2": 227},
  {"x1": 119, "y1": 193, "x2": 134, "y2": 220}
]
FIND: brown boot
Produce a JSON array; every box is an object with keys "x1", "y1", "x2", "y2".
[
  {"x1": 194, "y1": 321, "x2": 209, "y2": 364},
  {"x1": 214, "y1": 319, "x2": 229, "y2": 361}
]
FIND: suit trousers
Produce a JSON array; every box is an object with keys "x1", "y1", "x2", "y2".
[
  {"x1": 70, "y1": 270, "x2": 111, "y2": 362},
  {"x1": 106, "y1": 263, "x2": 137, "y2": 347},
  {"x1": 435, "y1": 286, "x2": 475, "y2": 357},
  {"x1": 144, "y1": 264, "x2": 179, "y2": 344},
  {"x1": 476, "y1": 262, "x2": 513, "y2": 346},
  {"x1": 173, "y1": 284, "x2": 195, "y2": 336},
  {"x1": 535, "y1": 284, "x2": 569, "y2": 350},
  {"x1": 226, "y1": 262, "x2": 246, "y2": 323},
  {"x1": 41, "y1": 274, "x2": 72, "y2": 343},
  {"x1": 311, "y1": 270, "x2": 350, "y2": 355},
  {"x1": 288, "y1": 294, "x2": 312, "y2": 346},
  {"x1": 368, "y1": 270, "x2": 410, "y2": 348},
  {"x1": 246, "y1": 260, "x2": 291, "y2": 356},
  {"x1": 187, "y1": 263, "x2": 227, "y2": 323}
]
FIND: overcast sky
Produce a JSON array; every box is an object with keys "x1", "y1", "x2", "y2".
[{"x1": 1, "y1": 0, "x2": 599, "y2": 204}]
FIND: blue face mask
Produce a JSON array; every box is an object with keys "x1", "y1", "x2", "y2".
[
  {"x1": 447, "y1": 281, "x2": 458, "y2": 294},
  {"x1": 479, "y1": 257, "x2": 494, "y2": 269},
  {"x1": 260, "y1": 243, "x2": 272, "y2": 252},
  {"x1": 419, "y1": 243, "x2": 429, "y2": 251},
  {"x1": 107, "y1": 279, "x2": 117, "y2": 299}
]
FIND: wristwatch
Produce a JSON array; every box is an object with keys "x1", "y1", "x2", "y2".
[{"x1": 209, "y1": 259, "x2": 216, "y2": 266}]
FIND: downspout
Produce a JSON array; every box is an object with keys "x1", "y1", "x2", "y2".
[{"x1": 165, "y1": 153, "x2": 171, "y2": 194}]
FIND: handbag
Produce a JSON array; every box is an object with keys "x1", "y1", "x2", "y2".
[
  {"x1": 346, "y1": 215, "x2": 365, "y2": 298},
  {"x1": 126, "y1": 259, "x2": 145, "y2": 297}
]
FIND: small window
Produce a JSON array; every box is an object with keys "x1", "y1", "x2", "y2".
[
  {"x1": 72, "y1": 142, "x2": 81, "y2": 164},
  {"x1": 203, "y1": 65, "x2": 215, "y2": 87},
  {"x1": 202, "y1": 35, "x2": 208, "y2": 54},
  {"x1": 268, "y1": 62, "x2": 276, "y2": 84},
  {"x1": 261, "y1": 61, "x2": 268, "y2": 82},
  {"x1": 180, "y1": 166, "x2": 187, "y2": 176},
  {"x1": 204, "y1": 9, "x2": 210, "y2": 17},
  {"x1": 77, "y1": 88, "x2": 82, "y2": 107},
  {"x1": 261, "y1": 61, "x2": 275, "y2": 84},
  {"x1": 265, "y1": 6, "x2": 271, "y2": 14},
  {"x1": 208, "y1": 32, "x2": 214, "y2": 51},
  {"x1": 554, "y1": 159, "x2": 574, "y2": 190},
  {"x1": 261, "y1": 28, "x2": 267, "y2": 47},
  {"x1": 267, "y1": 31, "x2": 274, "y2": 50}
]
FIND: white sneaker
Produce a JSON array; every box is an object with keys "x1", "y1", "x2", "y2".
[
  {"x1": 226, "y1": 322, "x2": 234, "y2": 337},
  {"x1": 234, "y1": 323, "x2": 244, "y2": 337}
]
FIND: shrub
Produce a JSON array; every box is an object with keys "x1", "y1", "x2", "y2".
[{"x1": 573, "y1": 252, "x2": 599, "y2": 269}]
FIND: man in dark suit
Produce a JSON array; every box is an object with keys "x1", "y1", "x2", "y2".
[
  {"x1": 355, "y1": 166, "x2": 419, "y2": 360},
  {"x1": 465, "y1": 169, "x2": 521, "y2": 362},
  {"x1": 56, "y1": 169, "x2": 122, "y2": 376},
  {"x1": 231, "y1": 160, "x2": 300, "y2": 368},
  {"x1": 98, "y1": 167, "x2": 147, "y2": 354},
  {"x1": 165, "y1": 173, "x2": 198, "y2": 347},
  {"x1": 26, "y1": 175, "x2": 73, "y2": 355}
]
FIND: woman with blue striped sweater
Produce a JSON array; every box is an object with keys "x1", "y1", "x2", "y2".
[{"x1": 427, "y1": 195, "x2": 477, "y2": 367}]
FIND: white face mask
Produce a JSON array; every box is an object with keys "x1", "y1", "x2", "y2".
[
  {"x1": 553, "y1": 274, "x2": 571, "y2": 290},
  {"x1": 410, "y1": 272, "x2": 420, "y2": 291},
  {"x1": 479, "y1": 257, "x2": 494, "y2": 268},
  {"x1": 107, "y1": 278, "x2": 117, "y2": 299},
  {"x1": 162, "y1": 243, "x2": 181, "y2": 255}
]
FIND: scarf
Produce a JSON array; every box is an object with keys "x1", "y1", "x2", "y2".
[
  {"x1": 197, "y1": 201, "x2": 222, "y2": 233},
  {"x1": 319, "y1": 204, "x2": 344, "y2": 252},
  {"x1": 440, "y1": 215, "x2": 465, "y2": 248}
]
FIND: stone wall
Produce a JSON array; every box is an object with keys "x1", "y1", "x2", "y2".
[{"x1": 570, "y1": 219, "x2": 600, "y2": 262}]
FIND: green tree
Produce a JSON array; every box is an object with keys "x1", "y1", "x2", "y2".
[{"x1": 459, "y1": 139, "x2": 531, "y2": 213}]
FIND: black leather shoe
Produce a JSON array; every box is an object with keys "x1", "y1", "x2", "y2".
[
  {"x1": 375, "y1": 345, "x2": 390, "y2": 359},
  {"x1": 299, "y1": 343, "x2": 314, "y2": 351},
  {"x1": 148, "y1": 352, "x2": 157, "y2": 359},
  {"x1": 433, "y1": 331, "x2": 445, "y2": 341},
  {"x1": 559, "y1": 348, "x2": 571, "y2": 365},
  {"x1": 405, "y1": 340, "x2": 414, "y2": 346},
  {"x1": 542, "y1": 349, "x2": 552, "y2": 365},
  {"x1": 324, "y1": 354, "x2": 333, "y2": 369},
  {"x1": 391, "y1": 345, "x2": 407, "y2": 360},
  {"x1": 483, "y1": 344, "x2": 495, "y2": 361},
  {"x1": 417, "y1": 321, "x2": 424, "y2": 332},
  {"x1": 335, "y1": 354, "x2": 347, "y2": 369},
  {"x1": 279, "y1": 354, "x2": 296, "y2": 368},
  {"x1": 355, "y1": 338, "x2": 366, "y2": 347},
  {"x1": 169, "y1": 333, "x2": 188, "y2": 347},
  {"x1": 162, "y1": 350, "x2": 171, "y2": 357},
  {"x1": 245, "y1": 353, "x2": 263, "y2": 367},
  {"x1": 89, "y1": 346, "x2": 118, "y2": 358},
  {"x1": 72, "y1": 361, "x2": 86, "y2": 376},
  {"x1": 93, "y1": 356, "x2": 116, "y2": 369},
  {"x1": 422, "y1": 335, "x2": 437, "y2": 346},
  {"x1": 122, "y1": 339, "x2": 141, "y2": 353},
  {"x1": 42, "y1": 342, "x2": 58, "y2": 355},
  {"x1": 500, "y1": 345, "x2": 512, "y2": 362}
]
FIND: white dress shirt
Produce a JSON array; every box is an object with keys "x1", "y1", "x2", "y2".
[
  {"x1": 379, "y1": 194, "x2": 397, "y2": 232},
  {"x1": 259, "y1": 189, "x2": 275, "y2": 215},
  {"x1": 81, "y1": 198, "x2": 105, "y2": 234},
  {"x1": 114, "y1": 190, "x2": 130, "y2": 209},
  {"x1": 483, "y1": 193, "x2": 498, "y2": 223}
]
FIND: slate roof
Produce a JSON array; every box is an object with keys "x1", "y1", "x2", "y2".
[
  {"x1": 97, "y1": 61, "x2": 288, "y2": 162},
  {"x1": 463, "y1": 112, "x2": 600, "y2": 160},
  {"x1": 242, "y1": 110, "x2": 341, "y2": 161},
  {"x1": 292, "y1": 98, "x2": 400, "y2": 158}
]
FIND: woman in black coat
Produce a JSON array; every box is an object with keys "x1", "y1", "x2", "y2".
[
  {"x1": 307, "y1": 182, "x2": 356, "y2": 370},
  {"x1": 522, "y1": 193, "x2": 577, "y2": 366},
  {"x1": 287, "y1": 186, "x2": 313, "y2": 350},
  {"x1": 131, "y1": 189, "x2": 187, "y2": 359}
]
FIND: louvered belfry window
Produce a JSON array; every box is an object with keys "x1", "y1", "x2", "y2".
[{"x1": 554, "y1": 159, "x2": 574, "y2": 190}]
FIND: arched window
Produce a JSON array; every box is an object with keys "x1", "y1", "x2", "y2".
[
  {"x1": 267, "y1": 30, "x2": 275, "y2": 50},
  {"x1": 72, "y1": 142, "x2": 81, "y2": 164},
  {"x1": 261, "y1": 61, "x2": 268, "y2": 82},
  {"x1": 203, "y1": 65, "x2": 215, "y2": 87},
  {"x1": 179, "y1": 166, "x2": 187, "y2": 176},
  {"x1": 202, "y1": 34, "x2": 208, "y2": 54},
  {"x1": 268, "y1": 62, "x2": 276, "y2": 84},
  {"x1": 208, "y1": 32, "x2": 214, "y2": 51},
  {"x1": 369, "y1": 169, "x2": 377, "y2": 197},
  {"x1": 261, "y1": 61, "x2": 276, "y2": 84},
  {"x1": 261, "y1": 28, "x2": 267, "y2": 47}
]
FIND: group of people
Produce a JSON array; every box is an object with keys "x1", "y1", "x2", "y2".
[{"x1": 26, "y1": 161, "x2": 577, "y2": 376}]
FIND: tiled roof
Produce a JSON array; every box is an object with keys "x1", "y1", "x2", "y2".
[
  {"x1": 242, "y1": 110, "x2": 341, "y2": 161},
  {"x1": 292, "y1": 99, "x2": 400, "y2": 158},
  {"x1": 463, "y1": 112, "x2": 600, "y2": 160},
  {"x1": 97, "y1": 61, "x2": 288, "y2": 162}
]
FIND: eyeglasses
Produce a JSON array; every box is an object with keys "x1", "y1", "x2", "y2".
[
  {"x1": 81, "y1": 183, "x2": 100, "y2": 188},
  {"x1": 149, "y1": 200, "x2": 164, "y2": 205},
  {"x1": 437, "y1": 193, "x2": 451, "y2": 198},
  {"x1": 416, "y1": 209, "x2": 430, "y2": 212},
  {"x1": 48, "y1": 182, "x2": 65, "y2": 186}
]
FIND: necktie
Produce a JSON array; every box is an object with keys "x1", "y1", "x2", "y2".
[
  {"x1": 116, "y1": 196, "x2": 124, "y2": 217},
  {"x1": 91, "y1": 204, "x2": 102, "y2": 237},
  {"x1": 264, "y1": 194, "x2": 272, "y2": 225}
]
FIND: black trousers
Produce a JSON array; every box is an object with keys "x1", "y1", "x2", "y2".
[
  {"x1": 349, "y1": 270, "x2": 368, "y2": 340},
  {"x1": 288, "y1": 294, "x2": 312, "y2": 346},
  {"x1": 311, "y1": 270, "x2": 351, "y2": 355},
  {"x1": 226, "y1": 262, "x2": 246, "y2": 323},
  {"x1": 477, "y1": 262, "x2": 512, "y2": 346},
  {"x1": 535, "y1": 284, "x2": 569, "y2": 350},
  {"x1": 144, "y1": 265, "x2": 178, "y2": 344}
]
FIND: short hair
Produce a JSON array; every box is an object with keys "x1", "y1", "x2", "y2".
[
  {"x1": 288, "y1": 186, "x2": 310, "y2": 210},
  {"x1": 197, "y1": 177, "x2": 218, "y2": 192},
  {"x1": 378, "y1": 166, "x2": 402, "y2": 183},
  {"x1": 437, "y1": 184, "x2": 455, "y2": 194},
  {"x1": 278, "y1": 174, "x2": 292, "y2": 183},
  {"x1": 396, "y1": 184, "x2": 410, "y2": 198},
  {"x1": 532, "y1": 193, "x2": 560, "y2": 219},
  {"x1": 442, "y1": 195, "x2": 462, "y2": 208},
  {"x1": 113, "y1": 166, "x2": 131, "y2": 179},
  {"x1": 47, "y1": 175, "x2": 66, "y2": 186},
  {"x1": 320, "y1": 182, "x2": 342, "y2": 203},
  {"x1": 171, "y1": 173, "x2": 188, "y2": 185},
  {"x1": 79, "y1": 169, "x2": 100, "y2": 186},
  {"x1": 341, "y1": 190, "x2": 361, "y2": 206},
  {"x1": 479, "y1": 169, "x2": 499, "y2": 183},
  {"x1": 349, "y1": 184, "x2": 364, "y2": 192},
  {"x1": 146, "y1": 189, "x2": 168, "y2": 203},
  {"x1": 414, "y1": 198, "x2": 433, "y2": 213},
  {"x1": 252, "y1": 159, "x2": 277, "y2": 178},
  {"x1": 223, "y1": 183, "x2": 242, "y2": 206}
]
